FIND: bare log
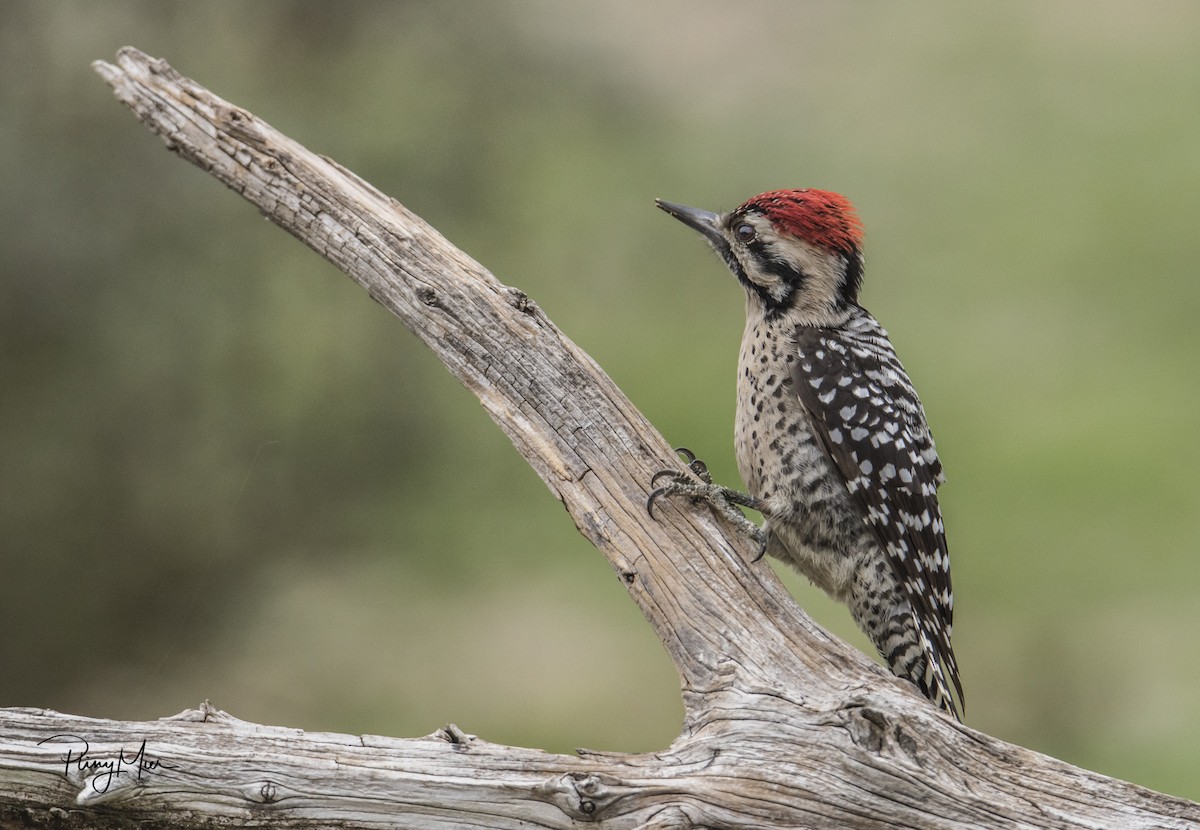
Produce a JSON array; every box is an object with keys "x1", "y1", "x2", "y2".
[{"x1": 0, "y1": 47, "x2": 1194, "y2": 829}]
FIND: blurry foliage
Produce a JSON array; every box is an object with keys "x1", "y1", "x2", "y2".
[{"x1": 2, "y1": 0, "x2": 1199, "y2": 800}]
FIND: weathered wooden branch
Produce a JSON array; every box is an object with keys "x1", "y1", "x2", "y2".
[{"x1": 0, "y1": 47, "x2": 1194, "y2": 829}]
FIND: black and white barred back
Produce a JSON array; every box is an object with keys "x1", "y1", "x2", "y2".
[{"x1": 791, "y1": 311, "x2": 962, "y2": 716}]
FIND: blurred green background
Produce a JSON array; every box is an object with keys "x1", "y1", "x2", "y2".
[{"x1": 3, "y1": 0, "x2": 1199, "y2": 802}]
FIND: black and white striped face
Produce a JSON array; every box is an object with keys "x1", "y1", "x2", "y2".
[
  {"x1": 656, "y1": 194, "x2": 864, "y2": 324},
  {"x1": 723, "y1": 209, "x2": 861, "y2": 320}
]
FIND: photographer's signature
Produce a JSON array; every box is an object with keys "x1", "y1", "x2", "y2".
[{"x1": 38, "y1": 734, "x2": 174, "y2": 794}]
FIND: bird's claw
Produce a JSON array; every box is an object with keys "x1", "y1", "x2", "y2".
[
  {"x1": 647, "y1": 448, "x2": 716, "y2": 517},
  {"x1": 646, "y1": 454, "x2": 768, "y2": 558},
  {"x1": 752, "y1": 532, "x2": 769, "y2": 562},
  {"x1": 646, "y1": 473, "x2": 689, "y2": 518},
  {"x1": 673, "y1": 447, "x2": 713, "y2": 484},
  {"x1": 649, "y1": 468, "x2": 683, "y2": 490}
]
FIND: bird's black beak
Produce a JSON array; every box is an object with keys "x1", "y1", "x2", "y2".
[{"x1": 655, "y1": 199, "x2": 725, "y2": 247}]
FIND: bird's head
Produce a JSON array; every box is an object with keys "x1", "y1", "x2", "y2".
[{"x1": 656, "y1": 189, "x2": 865, "y2": 325}]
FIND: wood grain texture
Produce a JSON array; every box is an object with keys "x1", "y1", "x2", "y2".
[{"x1": 0, "y1": 47, "x2": 1194, "y2": 829}]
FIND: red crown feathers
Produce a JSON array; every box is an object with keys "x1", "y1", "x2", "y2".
[{"x1": 738, "y1": 189, "x2": 864, "y2": 256}]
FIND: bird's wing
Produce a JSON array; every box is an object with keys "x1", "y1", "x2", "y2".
[{"x1": 791, "y1": 323, "x2": 963, "y2": 713}]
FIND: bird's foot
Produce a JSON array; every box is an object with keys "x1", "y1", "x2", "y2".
[
  {"x1": 647, "y1": 448, "x2": 768, "y2": 556},
  {"x1": 672, "y1": 446, "x2": 713, "y2": 484}
]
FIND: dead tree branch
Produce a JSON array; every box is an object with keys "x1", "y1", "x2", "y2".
[{"x1": 0, "y1": 47, "x2": 1195, "y2": 830}]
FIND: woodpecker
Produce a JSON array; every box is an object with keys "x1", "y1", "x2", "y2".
[{"x1": 648, "y1": 189, "x2": 963, "y2": 719}]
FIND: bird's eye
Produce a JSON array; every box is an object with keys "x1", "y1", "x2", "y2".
[{"x1": 734, "y1": 223, "x2": 757, "y2": 244}]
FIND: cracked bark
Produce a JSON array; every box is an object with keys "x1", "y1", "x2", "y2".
[{"x1": 0, "y1": 47, "x2": 1195, "y2": 830}]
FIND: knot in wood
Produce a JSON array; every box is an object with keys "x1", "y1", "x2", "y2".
[
  {"x1": 571, "y1": 772, "x2": 603, "y2": 817},
  {"x1": 217, "y1": 103, "x2": 265, "y2": 146},
  {"x1": 535, "y1": 771, "x2": 628, "y2": 821},
  {"x1": 846, "y1": 705, "x2": 888, "y2": 753},
  {"x1": 416, "y1": 285, "x2": 445, "y2": 310}
]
